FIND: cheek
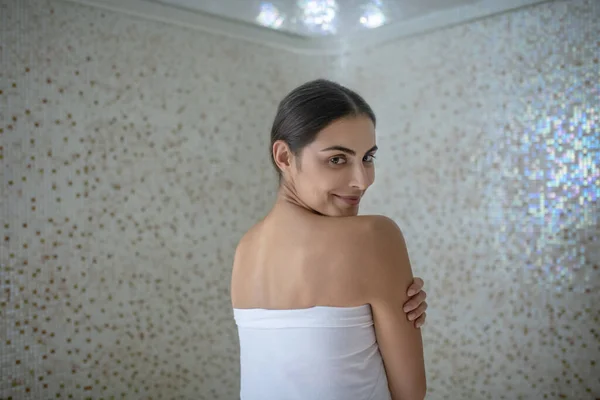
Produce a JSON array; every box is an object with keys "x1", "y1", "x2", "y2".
[
  {"x1": 298, "y1": 166, "x2": 338, "y2": 196},
  {"x1": 301, "y1": 162, "x2": 331, "y2": 182},
  {"x1": 318, "y1": 169, "x2": 347, "y2": 191}
]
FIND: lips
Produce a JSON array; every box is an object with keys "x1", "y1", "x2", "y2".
[{"x1": 334, "y1": 195, "x2": 361, "y2": 206}]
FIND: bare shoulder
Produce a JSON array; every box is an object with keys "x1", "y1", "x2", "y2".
[
  {"x1": 356, "y1": 214, "x2": 402, "y2": 233},
  {"x1": 302, "y1": 215, "x2": 407, "y2": 260},
  {"x1": 232, "y1": 220, "x2": 264, "y2": 266},
  {"x1": 339, "y1": 214, "x2": 405, "y2": 247},
  {"x1": 231, "y1": 221, "x2": 265, "y2": 306},
  {"x1": 354, "y1": 214, "x2": 411, "y2": 261},
  {"x1": 342, "y1": 215, "x2": 412, "y2": 297}
]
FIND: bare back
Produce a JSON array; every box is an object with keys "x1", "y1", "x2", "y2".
[
  {"x1": 231, "y1": 205, "x2": 372, "y2": 310},
  {"x1": 231, "y1": 204, "x2": 427, "y2": 399}
]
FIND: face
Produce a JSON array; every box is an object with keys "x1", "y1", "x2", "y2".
[{"x1": 274, "y1": 115, "x2": 377, "y2": 217}]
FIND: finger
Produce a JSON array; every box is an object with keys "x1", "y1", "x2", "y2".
[
  {"x1": 403, "y1": 291, "x2": 426, "y2": 312},
  {"x1": 408, "y1": 302, "x2": 428, "y2": 321},
  {"x1": 415, "y1": 312, "x2": 426, "y2": 328},
  {"x1": 407, "y1": 277, "x2": 424, "y2": 296}
]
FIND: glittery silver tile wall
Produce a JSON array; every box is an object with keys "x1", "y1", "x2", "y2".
[
  {"x1": 1, "y1": 0, "x2": 598, "y2": 399},
  {"x1": 345, "y1": 0, "x2": 599, "y2": 398}
]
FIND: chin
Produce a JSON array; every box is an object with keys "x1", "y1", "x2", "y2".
[
  {"x1": 313, "y1": 199, "x2": 360, "y2": 217},
  {"x1": 332, "y1": 207, "x2": 359, "y2": 217}
]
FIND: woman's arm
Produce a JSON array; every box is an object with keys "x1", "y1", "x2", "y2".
[{"x1": 364, "y1": 216, "x2": 426, "y2": 400}]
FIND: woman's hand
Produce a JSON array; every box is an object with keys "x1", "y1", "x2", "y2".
[{"x1": 403, "y1": 277, "x2": 427, "y2": 328}]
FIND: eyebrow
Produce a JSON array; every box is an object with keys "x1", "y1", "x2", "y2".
[{"x1": 320, "y1": 145, "x2": 378, "y2": 156}]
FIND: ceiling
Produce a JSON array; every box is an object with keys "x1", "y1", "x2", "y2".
[
  {"x1": 64, "y1": 0, "x2": 550, "y2": 54},
  {"x1": 152, "y1": 0, "x2": 481, "y2": 37}
]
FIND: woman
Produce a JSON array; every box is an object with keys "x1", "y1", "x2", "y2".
[{"x1": 231, "y1": 79, "x2": 427, "y2": 399}]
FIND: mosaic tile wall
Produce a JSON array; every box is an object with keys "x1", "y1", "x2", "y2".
[
  {"x1": 1, "y1": 0, "x2": 598, "y2": 399},
  {"x1": 1, "y1": 0, "x2": 328, "y2": 398}
]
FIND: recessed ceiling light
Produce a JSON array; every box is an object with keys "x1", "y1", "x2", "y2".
[
  {"x1": 360, "y1": 1, "x2": 387, "y2": 29},
  {"x1": 256, "y1": 2, "x2": 285, "y2": 29},
  {"x1": 297, "y1": 0, "x2": 339, "y2": 35}
]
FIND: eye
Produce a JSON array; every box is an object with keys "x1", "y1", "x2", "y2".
[
  {"x1": 363, "y1": 154, "x2": 376, "y2": 163},
  {"x1": 329, "y1": 156, "x2": 347, "y2": 165}
]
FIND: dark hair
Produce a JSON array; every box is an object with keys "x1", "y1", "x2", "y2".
[{"x1": 269, "y1": 79, "x2": 376, "y2": 178}]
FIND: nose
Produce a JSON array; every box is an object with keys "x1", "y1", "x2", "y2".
[{"x1": 350, "y1": 164, "x2": 370, "y2": 190}]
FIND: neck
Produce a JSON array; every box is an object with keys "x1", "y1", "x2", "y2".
[{"x1": 274, "y1": 181, "x2": 323, "y2": 216}]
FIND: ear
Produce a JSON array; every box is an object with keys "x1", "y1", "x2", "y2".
[{"x1": 272, "y1": 140, "x2": 293, "y2": 174}]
